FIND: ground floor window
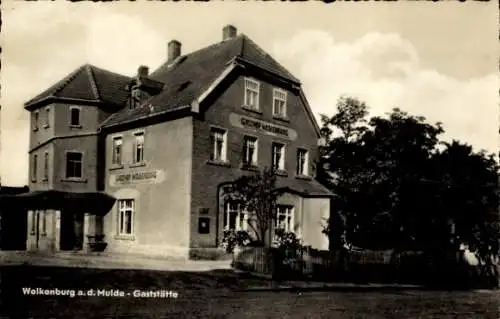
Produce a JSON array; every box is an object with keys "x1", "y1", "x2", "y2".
[
  {"x1": 30, "y1": 211, "x2": 37, "y2": 234},
  {"x1": 223, "y1": 202, "x2": 248, "y2": 231},
  {"x1": 41, "y1": 211, "x2": 46, "y2": 235},
  {"x1": 117, "y1": 199, "x2": 135, "y2": 235},
  {"x1": 275, "y1": 205, "x2": 294, "y2": 234}
]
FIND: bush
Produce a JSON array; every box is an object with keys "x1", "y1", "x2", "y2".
[
  {"x1": 220, "y1": 229, "x2": 255, "y2": 253},
  {"x1": 274, "y1": 229, "x2": 302, "y2": 251}
]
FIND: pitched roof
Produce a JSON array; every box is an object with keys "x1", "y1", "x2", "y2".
[
  {"x1": 101, "y1": 34, "x2": 301, "y2": 128},
  {"x1": 24, "y1": 64, "x2": 131, "y2": 109},
  {"x1": 276, "y1": 177, "x2": 336, "y2": 198}
]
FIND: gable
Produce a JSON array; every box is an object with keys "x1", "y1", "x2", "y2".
[{"x1": 196, "y1": 65, "x2": 321, "y2": 140}]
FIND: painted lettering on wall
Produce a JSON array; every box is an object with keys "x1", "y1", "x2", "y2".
[
  {"x1": 109, "y1": 170, "x2": 165, "y2": 187},
  {"x1": 240, "y1": 118, "x2": 289, "y2": 137},
  {"x1": 229, "y1": 113, "x2": 298, "y2": 140}
]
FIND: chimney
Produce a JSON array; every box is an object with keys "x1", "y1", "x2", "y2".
[
  {"x1": 168, "y1": 40, "x2": 182, "y2": 62},
  {"x1": 222, "y1": 25, "x2": 237, "y2": 41},
  {"x1": 137, "y1": 65, "x2": 149, "y2": 78}
]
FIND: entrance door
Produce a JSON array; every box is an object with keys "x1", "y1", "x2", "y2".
[
  {"x1": 27, "y1": 210, "x2": 41, "y2": 251},
  {"x1": 60, "y1": 211, "x2": 84, "y2": 251}
]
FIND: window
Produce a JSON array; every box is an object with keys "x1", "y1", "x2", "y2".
[
  {"x1": 33, "y1": 111, "x2": 39, "y2": 131},
  {"x1": 70, "y1": 107, "x2": 80, "y2": 126},
  {"x1": 224, "y1": 202, "x2": 248, "y2": 231},
  {"x1": 242, "y1": 136, "x2": 258, "y2": 166},
  {"x1": 117, "y1": 199, "x2": 134, "y2": 236},
  {"x1": 275, "y1": 206, "x2": 294, "y2": 233},
  {"x1": 271, "y1": 142, "x2": 285, "y2": 171},
  {"x1": 244, "y1": 78, "x2": 260, "y2": 110},
  {"x1": 31, "y1": 154, "x2": 38, "y2": 181},
  {"x1": 41, "y1": 211, "x2": 46, "y2": 235},
  {"x1": 112, "y1": 137, "x2": 123, "y2": 165},
  {"x1": 43, "y1": 152, "x2": 49, "y2": 181},
  {"x1": 133, "y1": 132, "x2": 144, "y2": 163},
  {"x1": 130, "y1": 86, "x2": 142, "y2": 109},
  {"x1": 273, "y1": 88, "x2": 287, "y2": 117},
  {"x1": 296, "y1": 149, "x2": 309, "y2": 176},
  {"x1": 210, "y1": 128, "x2": 227, "y2": 162},
  {"x1": 30, "y1": 211, "x2": 36, "y2": 234},
  {"x1": 65, "y1": 152, "x2": 83, "y2": 178},
  {"x1": 45, "y1": 107, "x2": 50, "y2": 128}
]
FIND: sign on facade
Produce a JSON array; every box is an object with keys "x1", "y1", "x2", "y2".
[
  {"x1": 229, "y1": 113, "x2": 298, "y2": 140},
  {"x1": 109, "y1": 170, "x2": 165, "y2": 187}
]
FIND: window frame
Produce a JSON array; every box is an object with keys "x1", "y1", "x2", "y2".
[
  {"x1": 43, "y1": 151, "x2": 49, "y2": 181},
  {"x1": 296, "y1": 148, "x2": 309, "y2": 176},
  {"x1": 30, "y1": 210, "x2": 37, "y2": 235},
  {"x1": 242, "y1": 135, "x2": 258, "y2": 167},
  {"x1": 209, "y1": 127, "x2": 228, "y2": 162},
  {"x1": 117, "y1": 199, "x2": 135, "y2": 236},
  {"x1": 44, "y1": 107, "x2": 50, "y2": 128},
  {"x1": 271, "y1": 142, "x2": 286, "y2": 171},
  {"x1": 112, "y1": 136, "x2": 123, "y2": 166},
  {"x1": 65, "y1": 151, "x2": 83, "y2": 179},
  {"x1": 275, "y1": 205, "x2": 294, "y2": 234},
  {"x1": 272, "y1": 88, "x2": 287, "y2": 117},
  {"x1": 31, "y1": 154, "x2": 38, "y2": 182},
  {"x1": 33, "y1": 111, "x2": 39, "y2": 131},
  {"x1": 223, "y1": 201, "x2": 249, "y2": 232},
  {"x1": 41, "y1": 210, "x2": 47, "y2": 236},
  {"x1": 243, "y1": 77, "x2": 260, "y2": 110},
  {"x1": 132, "y1": 131, "x2": 145, "y2": 164},
  {"x1": 69, "y1": 106, "x2": 81, "y2": 127}
]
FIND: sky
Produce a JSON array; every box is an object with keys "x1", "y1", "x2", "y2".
[{"x1": 1, "y1": 2, "x2": 498, "y2": 186}]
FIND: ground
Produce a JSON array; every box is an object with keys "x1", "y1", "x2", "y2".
[{"x1": 1, "y1": 265, "x2": 499, "y2": 318}]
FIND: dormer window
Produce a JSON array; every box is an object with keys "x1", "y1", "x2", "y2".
[
  {"x1": 70, "y1": 107, "x2": 81, "y2": 127},
  {"x1": 244, "y1": 78, "x2": 260, "y2": 110},
  {"x1": 273, "y1": 88, "x2": 287, "y2": 117},
  {"x1": 129, "y1": 85, "x2": 142, "y2": 109}
]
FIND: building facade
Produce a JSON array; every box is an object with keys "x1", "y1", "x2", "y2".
[{"x1": 13, "y1": 25, "x2": 334, "y2": 259}]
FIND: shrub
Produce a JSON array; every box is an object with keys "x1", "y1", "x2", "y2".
[{"x1": 220, "y1": 229, "x2": 255, "y2": 253}]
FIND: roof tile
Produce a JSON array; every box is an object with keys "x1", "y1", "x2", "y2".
[
  {"x1": 101, "y1": 34, "x2": 300, "y2": 128},
  {"x1": 25, "y1": 64, "x2": 131, "y2": 109}
]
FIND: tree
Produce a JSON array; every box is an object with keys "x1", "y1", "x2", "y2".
[
  {"x1": 318, "y1": 96, "x2": 369, "y2": 249},
  {"x1": 221, "y1": 167, "x2": 286, "y2": 247},
  {"x1": 357, "y1": 108, "x2": 444, "y2": 249},
  {"x1": 431, "y1": 140, "x2": 499, "y2": 258},
  {"x1": 320, "y1": 96, "x2": 499, "y2": 258}
]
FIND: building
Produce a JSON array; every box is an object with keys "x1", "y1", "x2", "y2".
[
  {"x1": 6, "y1": 25, "x2": 334, "y2": 259},
  {"x1": 0, "y1": 186, "x2": 30, "y2": 250}
]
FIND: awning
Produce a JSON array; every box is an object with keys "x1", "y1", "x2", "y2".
[{"x1": 0, "y1": 190, "x2": 116, "y2": 215}]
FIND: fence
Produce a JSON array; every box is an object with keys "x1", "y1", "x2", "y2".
[
  {"x1": 232, "y1": 247, "x2": 498, "y2": 287},
  {"x1": 232, "y1": 246, "x2": 343, "y2": 281}
]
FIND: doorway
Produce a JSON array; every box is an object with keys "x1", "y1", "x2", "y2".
[{"x1": 60, "y1": 211, "x2": 84, "y2": 251}]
